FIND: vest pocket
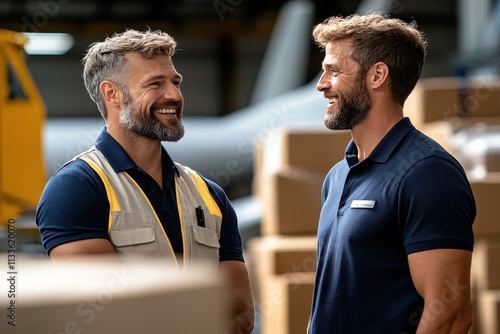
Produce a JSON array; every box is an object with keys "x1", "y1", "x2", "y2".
[
  {"x1": 110, "y1": 227, "x2": 155, "y2": 246},
  {"x1": 190, "y1": 225, "x2": 220, "y2": 264},
  {"x1": 192, "y1": 226, "x2": 220, "y2": 248},
  {"x1": 110, "y1": 227, "x2": 161, "y2": 259}
]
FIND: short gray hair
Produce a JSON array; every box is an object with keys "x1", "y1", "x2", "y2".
[{"x1": 82, "y1": 29, "x2": 177, "y2": 119}]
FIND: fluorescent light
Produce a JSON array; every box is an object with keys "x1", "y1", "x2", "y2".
[{"x1": 22, "y1": 32, "x2": 74, "y2": 55}]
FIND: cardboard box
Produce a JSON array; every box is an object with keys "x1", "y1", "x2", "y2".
[
  {"x1": 253, "y1": 127, "x2": 350, "y2": 236},
  {"x1": 279, "y1": 127, "x2": 351, "y2": 175},
  {"x1": 247, "y1": 235, "x2": 317, "y2": 276},
  {"x1": 246, "y1": 237, "x2": 317, "y2": 334},
  {"x1": 253, "y1": 126, "x2": 350, "y2": 198},
  {"x1": 470, "y1": 286, "x2": 478, "y2": 334},
  {"x1": 0, "y1": 256, "x2": 228, "y2": 334},
  {"x1": 246, "y1": 235, "x2": 317, "y2": 300},
  {"x1": 476, "y1": 290, "x2": 500, "y2": 334},
  {"x1": 472, "y1": 238, "x2": 500, "y2": 290},
  {"x1": 469, "y1": 174, "x2": 500, "y2": 237},
  {"x1": 259, "y1": 272, "x2": 315, "y2": 334},
  {"x1": 405, "y1": 76, "x2": 500, "y2": 126},
  {"x1": 260, "y1": 167, "x2": 324, "y2": 235}
]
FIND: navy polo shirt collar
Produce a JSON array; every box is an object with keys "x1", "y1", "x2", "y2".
[
  {"x1": 94, "y1": 128, "x2": 177, "y2": 176},
  {"x1": 346, "y1": 117, "x2": 415, "y2": 165}
]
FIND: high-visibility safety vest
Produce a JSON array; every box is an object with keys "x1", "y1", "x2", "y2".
[{"x1": 69, "y1": 146, "x2": 222, "y2": 270}]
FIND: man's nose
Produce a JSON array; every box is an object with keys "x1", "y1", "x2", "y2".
[{"x1": 316, "y1": 73, "x2": 330, "y2": 92}]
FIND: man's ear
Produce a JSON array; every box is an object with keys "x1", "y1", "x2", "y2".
[
  {"x1": 368, "y1": 62, "x2": 390, "y2": 90},
  {"x1": 99, "y1": 80, "x2": 122, "y2": 107}
]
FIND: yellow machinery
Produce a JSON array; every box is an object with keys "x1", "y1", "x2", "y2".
[{"x1": 0, "y1": 30, "x2": 46, "y2": 226}]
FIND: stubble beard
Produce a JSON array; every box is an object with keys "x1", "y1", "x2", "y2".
[{"x1": 324, "y1": 74, "x2": 371, "y2": 130}]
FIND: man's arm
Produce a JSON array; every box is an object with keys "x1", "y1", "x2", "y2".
[
  {"x1": 50, "y1": 238, "x2": 117, "y2": 258},
  {"x1": 218, "y1": 260, "x2": 255, "y2": 334},
  {"x1": 37, "y1": 159, "x2": 113, "y2": 254},
  {"x1": 408, "y1": 248, "x2": 473, "y2": 334}
]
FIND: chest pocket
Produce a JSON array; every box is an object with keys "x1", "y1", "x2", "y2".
[
  {"x1": 109, "y1": 212, "x2": 164, "y2": 259},
  {"x1": 187, "y1": 211, "x2": 221, "y2": 264}
]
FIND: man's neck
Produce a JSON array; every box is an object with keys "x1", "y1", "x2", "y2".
[
  {"x1": 351, "y1": 107, "x2": 404, "y2": 162},
  {"x1": 108, "y1": 126, "x2": 164, "y2": 188}
]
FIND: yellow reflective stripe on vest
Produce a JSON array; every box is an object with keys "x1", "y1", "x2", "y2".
[
  {"x1": 185, "y1": 167, "x2": 222, "y2": 218},
  {"x1": 81, "y1": 157, "x2": 120, "y2": 232}
]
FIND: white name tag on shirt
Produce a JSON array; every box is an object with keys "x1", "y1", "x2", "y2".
[{"x1": 350, "y1": 200, "x2": 376, "y2": 209}]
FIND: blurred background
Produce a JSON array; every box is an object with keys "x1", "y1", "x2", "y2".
[
  {"x1": 1, "y1": 0, "x2": 500, "y2": 333},
  {"x1": 0, "y1": 0, "x2": 469, "y2": 119}
]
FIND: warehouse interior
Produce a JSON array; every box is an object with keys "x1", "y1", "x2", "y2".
[
  {"x1": 0, "y1": 0, "x2": 466, "y2": 119},
  {"x1": 1, "y1": 0, "x2": 500, "y2": 333}
]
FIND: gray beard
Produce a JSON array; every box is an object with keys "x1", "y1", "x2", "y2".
[{"x1": 119, "y1": 103, "x2": 184, "y2": 142}]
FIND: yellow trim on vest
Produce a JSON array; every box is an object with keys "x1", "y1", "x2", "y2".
[
  {"x1": 184, "y1": 167, "x2": 222, "y2": 218},
  {"x1": 123, "y1": 173, "x2": 180, "y2": 269},
  {"x1": 80, "y1": 157, "x2": 120, "y2": 232},
  {"x1": 174, "y1": 166, "x2": 222, "y2": 268}
]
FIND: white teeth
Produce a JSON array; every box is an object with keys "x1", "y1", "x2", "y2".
[
  {"x1": 156, "y1": 109, "x2": 176, "y2": 114},
  {"x1": 328, "y1": 98, "x2": 337, "y2": 104}
]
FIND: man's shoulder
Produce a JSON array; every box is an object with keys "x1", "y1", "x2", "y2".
[
  {"x1": 401, "y1": 129, "x2": 463, "y2": 168},
  {"x1": 175, "y1": 163, "x2": 232, "y2": 213},
  {"x1": 324, "y1": 159, "x2": 349, "y2": 180},
  {"x1": 396, "y1": 130, "x2": 470, "y2": 191},
  {"x1": 174, "y1": 163, "x2": 224, "y2": 193},
  {"x1": 47, "y1": 157, "x2": 104, "y2": 192}
]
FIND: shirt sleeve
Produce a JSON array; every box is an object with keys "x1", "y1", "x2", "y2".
[
  {"x1": 399, "y1": 156, "x2": 475, "y2": 255},
  {"x1": 36, "y1": 160, "x2": 110, "y2": 254},
  {"x1": 202, "y1": 177, "x2": 244, "y2": 262}
]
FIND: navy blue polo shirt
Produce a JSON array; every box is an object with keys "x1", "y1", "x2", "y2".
[
  {"x1": 36, "y1": 128, "x2": 244, "y2": 262},
  {"x1": 309, "y1": 117, "x2": 475, "y2": 334}
]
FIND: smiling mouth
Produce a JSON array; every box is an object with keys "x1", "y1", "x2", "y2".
[
  {"x1": 328, "y1": 97, "x2": 338, "y2": 106},
  {"x1": 155, "y1": 108, "x2": 177, "y2": 115}
]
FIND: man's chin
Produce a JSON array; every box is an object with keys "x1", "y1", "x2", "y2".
[
  {"x1": 159, "y1": 127, "x2": 185, "y2": 142},
  {"x1": 324, "y1": 115, "x2": 346, "y2": 130}
]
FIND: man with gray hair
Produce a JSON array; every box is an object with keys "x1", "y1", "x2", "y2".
[{"x1": 36, "y1": 29, "x2": 254, "y2": 334}]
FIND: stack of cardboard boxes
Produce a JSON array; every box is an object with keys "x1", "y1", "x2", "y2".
[
  {"x1": 247, "y1": 126, "x2": 351, "y2": 334},
  {"x1": 406, "y1": 76, "x2": 500, "y2": 334}
]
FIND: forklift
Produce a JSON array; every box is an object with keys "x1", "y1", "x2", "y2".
[{"x1": 0, "y1": 29, "x2": 47, "y2": 252}]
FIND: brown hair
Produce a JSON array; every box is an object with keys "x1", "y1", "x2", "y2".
[{"x1": 313, "y1": 13, "x2": 427, "y2": 106}]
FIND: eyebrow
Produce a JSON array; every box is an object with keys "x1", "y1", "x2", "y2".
[
  {"x1": 321, "y1": 62, "x2": 335, "y2": 70},
  {"x1": 143, "y1": 73, "x2": 183, "y2": 83}
]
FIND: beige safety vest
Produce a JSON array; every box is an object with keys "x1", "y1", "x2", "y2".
[{"x1": 69, "y1": 146, "x2": 222, "y2": 270}]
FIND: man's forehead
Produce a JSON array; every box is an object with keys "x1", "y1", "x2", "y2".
[
  {"x1": 124, "y1": 53, "x2": 182, "y2": 80},
  {"x1": 324, "y1": 40, "x2": 354, "y2": 59},
  {"x1": 124, "y1": 52, "x2": 170, "y2": 63},
  {"x1": 325, "y1": 39, "x2": 352, "y2": 53},
  {"x1": 125, "y1": 53, "x2": 176, "y2": 70}
]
